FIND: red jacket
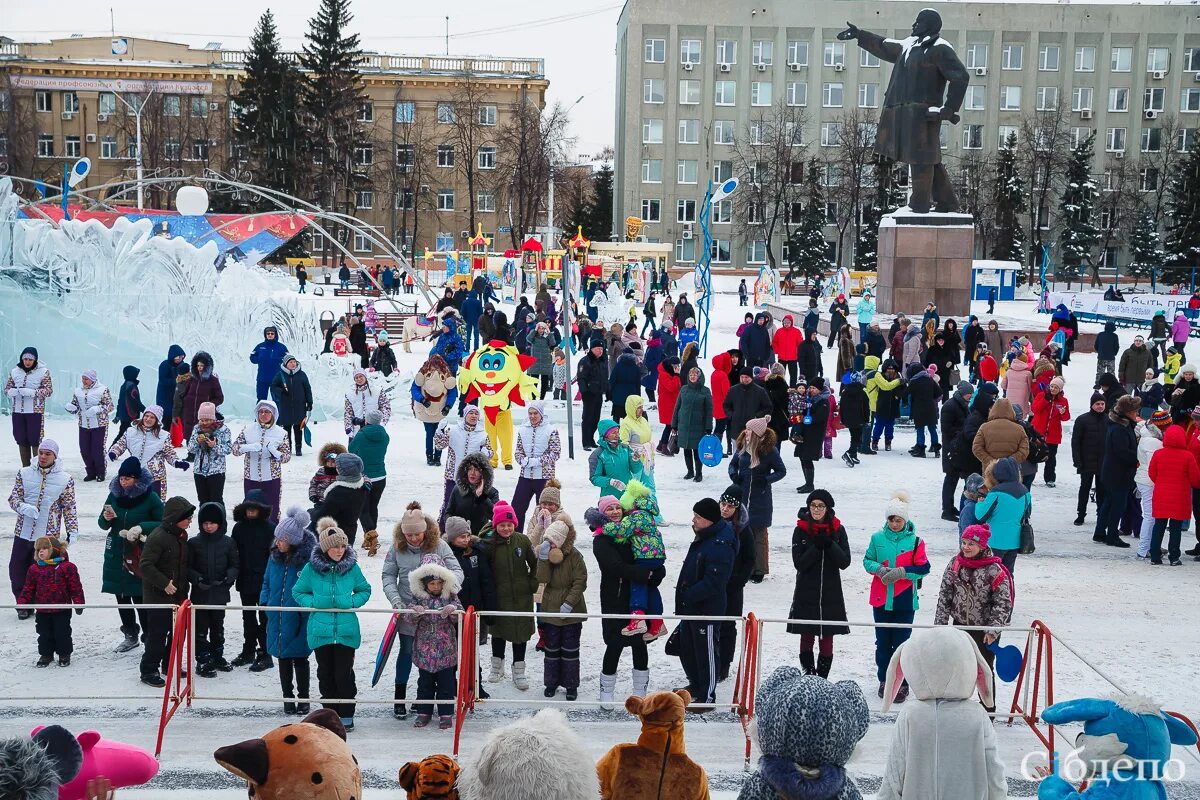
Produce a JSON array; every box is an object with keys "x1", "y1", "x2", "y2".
[
  {"x1": 1031, "y1": 390, "x2": 1071, "y2": 445},
  {"x1": 656, "y1": 362, "x2": 682, "y2": 425},
  {"x1": 710, "y1": 352, "x2": 732, "y2": 420},
  {"x1": 772, "y1": 317, "x2": 804, "y2": 362},
  {"x1": 978, "y1": 354, "x2": 1000, "y2": 383},
  {"x1": 1150, "y1": 426, "x2": 1200, "y2": 520},
  {"x1": 18, "y1": 556, "x2": 85, "y2": 614}
]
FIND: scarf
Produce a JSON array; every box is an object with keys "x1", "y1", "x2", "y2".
[
  {"x1": 759, "y1": 756, "x2": 847, "y2": 800},
  {"x1": 953, "y1": 553, "x2": 1015, "y2": 604}
]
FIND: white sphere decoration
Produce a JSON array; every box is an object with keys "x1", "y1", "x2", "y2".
[{"x1": 175, "y1": 185, "x2": 209, "y2": 216}]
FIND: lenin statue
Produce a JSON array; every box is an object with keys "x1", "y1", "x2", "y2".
[{"x1": 839, "y1": 8, "x2": 969, "y2": 213}]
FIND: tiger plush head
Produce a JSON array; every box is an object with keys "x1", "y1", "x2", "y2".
[{"x1": 398, "y1": 754, "x2": 460, "y2": 799}]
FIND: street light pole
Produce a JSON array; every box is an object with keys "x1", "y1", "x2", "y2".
[{"x1": 112, "y1": 85, "x2": 156, "y2": 210}]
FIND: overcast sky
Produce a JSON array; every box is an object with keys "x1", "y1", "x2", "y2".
[{"x1": 2, "y1": 0, "x2": 623, "y2": 157}]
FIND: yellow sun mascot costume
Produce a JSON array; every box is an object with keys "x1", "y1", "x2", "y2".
[{"x1": 458, "y1": 339, "x2": 539, "y2": 469}]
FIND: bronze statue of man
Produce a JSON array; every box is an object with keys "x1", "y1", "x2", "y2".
[{"x1": 839, "y1": 8, "x2": 969, "y2": 213}]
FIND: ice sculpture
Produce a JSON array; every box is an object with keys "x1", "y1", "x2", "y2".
[
  {"x1": 588, "y1": 282, "x2": 633, "y2": 330},
  {"x1": 0, "y1": 178, "x2": 334, "y2": 423}
]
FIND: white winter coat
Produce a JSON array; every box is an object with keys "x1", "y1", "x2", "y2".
[
  {"x1": 877, "y1": 627, "x2": 1008, "y2": 800},
  {"x1": 1136, "y1": 422, "x2": 1163, "y2": 487},
  {"x1": 433, "y1": 418, "x2": 493, "y2": 482}
]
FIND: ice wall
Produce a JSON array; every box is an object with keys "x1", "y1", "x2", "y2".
[{"x1": 0, "y1": 178, "x2": 334, "y2": 421}]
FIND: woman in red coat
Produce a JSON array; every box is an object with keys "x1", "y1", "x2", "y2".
[
  {"x1": 654, "y1": 357, "x2": 682, "y2": 456},
  {"x1": 1031, "y1": 376, "x2": 1070, "y2": 486},
  {"x1": 710, "y1": 351, "x2": 734, "y2": 455},
  {"x1": 1148, "y1": 425, "x2": 1200, "y2": 564},
  {"x1": 772, "y1": 314, "x2": 804, "y2": 386}
]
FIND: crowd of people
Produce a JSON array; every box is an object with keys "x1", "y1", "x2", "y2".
[{"x1": 6, "y1": 277, "x2": 1197, "y2": 741}]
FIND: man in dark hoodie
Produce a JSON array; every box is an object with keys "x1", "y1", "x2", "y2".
[
  {"x1": 188, "y1": 502, "x2": 238, "y2": 677},
  {"x1": 156, "y1": 345, "x2": 186, "y2": 427},
  {"x1": 1097, "y1": 372, "x2": 1124, "y2": 413},
  {"x1": 577, "y1": 338, "x2": 610, "y2": 450},
  {"x1": 250, "y1": 327, "x2": 289, "y2": 401},
  {"x1": 738, "y1": 313, "x2": 773, "y2": 370},
  {"x1": 939, "y1": 381, "x2": 976, "y2": 520},
  {"x1": 230, "y1": 490, "x2": 277, "y2": 672},
  {"x1": 113, "y1": 365, "x2": 145, "y2": 447},
  {"x1": 948, "y1": 381, "x2": 999, "y2": 484},
  {"x1": 139, "y1": 495, "x2": 195, "y2": 687},
  {"x1": 676, "y1": 498, "x2": 735, "y2": 709},
  {"x1": 1094, "y1": 395, "x2": 1138, "y2": 548}
]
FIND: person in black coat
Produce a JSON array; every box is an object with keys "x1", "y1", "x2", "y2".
[
  {"x1": 230, "y1": 490, "x2": 276, "y2": 671},
  {"x1": 723, "y1": 369, "x2": 774, "y2": 442},
  {"x1": 948, "y1": 381, "x2": 998, "y2": 478},
  {"x1": 837, "y1": 377, "x2": 870, "y2": 465},
  {"x1": 940, "y1": 319, "x2": 962, "y2": 365},
  {"x1": 310, "y1": 453, "x2": 370, "y2": 546},
  {"x1": 269, "y1": 355, "x2": 313, "y2": 458},
  {"x1": 727, "y1": 420, "x2": 786, "y2": 582},
  {"x1": 608, "y1": 351, "x2": 642, "y2": 422},
  {"x1": 1168, "y1": 366, "x2": 1200, "y2": 421},
  {"x1": 444, "y1": 453, "x2": 499, "y2": 536},
  {"x1": 962, "y1": 316, "x2": 985, "y2": 366},
  {"x1": 113, "y1": 365, "x2": 145, "y2": 446},
  {"x1": 1094, "y1": 396, "x2": 1139, "y2": 548},
  {"x1": 348, "y1": 315, "x2": 369, "y2": 368},
  {"x1": 1095, "y1": 320, "x2": 1120, "y2": 378},
  {"x1": 157, "y1": 344, "x2": 188, "y2": 427},
  {"x1": 717, "y1": 486, "x2": 756, "y2": 682},
  {"x1": 938, "y1": 381, "x2": 975, "y2": 519},
  {"x1": 188, "y1": 501, "x2": 238, "y2": 675},
  {"x1": 794, "y1": 379, "x2": 831, "y2": 493},
  {"x1": 1072, "y1": 392, "x2": 1110, "y2": 526},
  {"x1": 787, "y1": 489, "x2": 851, "y2": 678},
  {"x1": 763, "y1": 367, "x2": 791, "y2": 445},
  {"x1": 797, "y1": 330, "x2": 824, "y2": 383},
  {"x1": 674, "y1": 498, "x2": 735, "y2": 707},
  {"x1": 1097, "y1": 373, "x2": 1124, "y2": 413},
  {"x1": 905, "y1": 364, "x2": 942, "y2": 458},
  {"x1": 864, "y1": 324, "x2": 887, "y2": 360},
  {"x1": 738, "y1": 313, "x2": 773, "y2": 369},
  {"x1": 577, "y1": 340, "x2": 610, "y2": 449},
  {"x1": 924, "y1": 332, "x2": 958, "y2": 400}
]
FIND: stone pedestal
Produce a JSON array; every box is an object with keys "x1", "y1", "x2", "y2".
[{"x1": 876, "y1": 210, "x2": 974, "y2": 317}]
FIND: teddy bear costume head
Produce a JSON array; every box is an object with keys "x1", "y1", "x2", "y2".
[
  {"x1": 213, "y1": 709, "x2": 362, "y2": 800},
  {"x1": 740, "y1": 666, "x2": 870, "y2": 800},
  {"x1": 596, "y1": 689, "x2": 709, "y2": 800},
  {"x1": 457, "y1": 708, "x2": 600, "y2": 800},
  {"x1": 398, "y1": 753, "x2": 461, "y2": 799}
]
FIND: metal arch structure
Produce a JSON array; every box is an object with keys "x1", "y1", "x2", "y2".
[{"x1": 14, "y1": 173, "x2": 437, "y2": 309}]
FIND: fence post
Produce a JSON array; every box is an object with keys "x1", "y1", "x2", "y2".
[
  {"x1": 453, "y1": 607, "x2": 477, "y2": 759},
  {"x1": 155, "y1": 601, "x2": 193, "y2": 758}
]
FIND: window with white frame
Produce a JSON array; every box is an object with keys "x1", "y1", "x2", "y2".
[
  {"x1": 711, "y1": 238, "x2": 731, "y2": 263},
  {"x1": 965, "y1": 43, "x2": 988, "y2": 70},
  {"x1": 62, "y1": 92, "x2": 79, "y2": 114},
  {"x1": 787, "y1": 40, "x2": 809, "y2": 66},
  {"x1": 824, "y1": 202, "x2": 838, "y2": 224},
  {"x1": 357, "y1": 102, "x2": 374, "y2": 122},
  {"x1": 353, "y1": 232, "x2": 372, "y2": 252},
  {"x1": 1141, "y1": 167, "x2": 1160, "y2": 191},
  {"x1": 677, "y1": 199, "x2": 696, "y2": 222},
  {"x1": 191, "y1": 97, "x2": 209, "y2": 118},
  {"x1": 478, "y1": 146, "x2": 497, "y2": 169},
  {"x1": 437, "y1": 103, "x2": 455, "y2": 123},
  {"x1": 746, "y1": 240, "x2": 768, "y2": 263},
  {"x1": 435, "y1": 233, "x2": 455, "y2": 250},
  {"x1": 786, "y1": 81, "x2": 807, "y2": 106},
  {"x1": 640, "y1": 199, "x2": 661, "y2": 222},
  {"x1": 1001, "y1": 43, "x2": 1023, "y2": 70},
  {"x1": 478, "y1": 191, "x2": 496, "y2": 212},
  {"x1": 1109, "y1": 88, "x2": 1129, "y2": 112},
  {"x1": 395, "y1": 101, "x2": 415, "y2": 123},
  {"x1": 1072, "y1": 87, "x2": 1093, "y2": 111},
  {"x1": 1000, "y1": 85, "x2": 1022, "y2": 111},
  {"x1": 823, "y1": 82, "x2": 843, "y2": 107},
  {"x1": 479, "y1": 105, "x2": 497, "y2": 125},
  {"x1": 1142, "y1": 127, "x2": 1162, "y2": 152},
  {"x1": 36, "y1": 134, "x2": 53, "y2": 156},
  {"x1": 749, "y1": 121, "x2": 763, "y2": 145},
  {"x1": 99, "y1": 93, "x2": 117, "y2": 115},
  {"x1": 1111, "y1": 47, "x2": 1132, "y2": 72},
  {"x1": 715, "y1": 81, "x2": 736, "y2": 105},
  {"x1": 713, "y1": 160, "x2": 733, "y2": 182},
  {"x1": 1039, "y1": 44, "x2": 1060, "y2": 71},
  {"x1": 678, "y1": 118, "x2": 699, "y2": 144},
  {"x1": 963, "y1": 124, "x2": 984, "y2": 149},
  {"x1": 1145, "y1": 88, "x2": 1165, "y2": 112},
  {"x1": 747, "y1": 201, "x2": 764, "y2": 222},
  {"x1": 676, "y1": 238, "x2": 696, "y2": 262},
  {"x1": 861, "y1": 49, "x2": 880, "y2": 68},
  {"x1": 824, "y1": 41, "x2": 845, "y2": 67},
  {"x1": 355, "y1": 190, "x2": 374, "y2": 209},
  {"x1": 822, "y1": 163, "x2": 841, "y2": 187},
  {"x1": 163, "y1": 95, "x2": 181, "y2": 116},
  {"x1": 191, "y1": 139, "x2": 209, "y2": 160},
  {"x1": 643, "y1": 79, "x2": 665, "y2": 104},
  {"x1": 124, "y1": 93, "x2": 144, "y2": 114},
  {"x1": 753, "y1": 40, "x2": 774, "y2": 65},
  {"x1": 965, "y1": 85, "x2": 985, "y2": 110},
  {"x1": 645, "y1": 38, "x2": 665, "y2": 63},
  {"x1": 787, "y1": 121, "x2": 803, "y2": 146},
  {"x1": 998, "y1": 125, "x2": 1019, "y2": 146},
  {"x1": 859, "y1": 82, "x2": 879, "y2": 108},
  {"x1": 1186, "y1": 49, "x2": 1200, "y2": 72},
  {"x1": 396, "y1": 143, "x2": 414, "y2": 170},
  {"x1": 713, "y1": 120, "x2": 735, "y2": 144},
  {"x1": 679, "y1": 79, "x2": 700, "y2": 105},
  {"x1": 64, "y1": 136, "x2": 80, "y2": 158},
  {"x1": 820, "y1": 122, "x2": 841, "y2": 146},
  {"x1": 395, "y1": 189, "x2": 414, "y2": 210},
  {"x1": 126, "y1": 139, "x2": 138, "y2": 159},
  {"x1": 437, "y1": 144, "x2": 455, "y2": 167},
  {"x1": 681, "y1": 39, "x2": 701, "y2": 64},
  {"x1": 1036, "y1": 86, "x2": 1058, "y2": 111},
  {"x1": 1106, "y1": 127, "x2": 1127, "y2": 152},
  {"x1": 100, "y1": 135, "x2": 117, "y2": 159},
  {"x1": 1147, "y1": 47, "x2": 1169, "y2": 73},
  {"x1": 1179, "y1": 128, "x2": 1197, "y2": 152},
  {"x1": 642, "y1": 158, "x2": 663, "y2": 183},
  {"x1": 35, "y1": 91, "x2": 51, "y2": 112},
  {"x1": 642, "y1": 118, "x2": 664, "y2": 143},
  {"x1": 713, "y1": 199, "x2": 732, "y2": 223},
  {"x1": 677, "y1": 159, "x2": 698, "y2": 183},
  {"x1": 717, "y1": 39, "x2": 737, "y2": 65},
  {"x1": 437, "y1": 189, "x2": 455, "y2": 211},
  {"x1": 1075, "y1": 46, "x2": 1096, "y2": 72},
  {"x1": 752, "y1": 81, "x2": 773, "y2": 106},
  {"x1": 1069, "y1": 127, "x2": 1091, "y2": 148},
  {"x1": 1182, "y1": 88, "x2": 1200, "y2": 112}
]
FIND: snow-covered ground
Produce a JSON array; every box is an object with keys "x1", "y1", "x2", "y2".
[{"x1": 2, "y1": 278, "x2": 1199, "y2": 798}]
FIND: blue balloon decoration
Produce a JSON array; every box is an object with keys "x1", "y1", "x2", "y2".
[{"x1": 698, "y1": 434, "x2": 723, "y2": 467}]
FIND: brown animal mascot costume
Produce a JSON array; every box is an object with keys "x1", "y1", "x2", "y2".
[{"x1": 596, "y1": 689, "x2": 710, "y2": 800}]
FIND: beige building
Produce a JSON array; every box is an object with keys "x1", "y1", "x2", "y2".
[
  {"x1": 0, "y1": 36, "x2": 548, "y2": 258},
  {"x1": 614, "y1": 0, "x2": 1200, "y2": 271}
]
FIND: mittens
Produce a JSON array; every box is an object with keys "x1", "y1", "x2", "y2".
[{"x1": 17, "y1": 503, "x2": 39, "y2": 520}]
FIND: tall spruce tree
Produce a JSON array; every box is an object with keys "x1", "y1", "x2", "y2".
[
  {"x1": 1127, "y1": 209, "x2": 1165, "y2": 284},
  {"x1": 991, "y1": 132, "x2": 1027, "y2": 265},
  {"x1": 585, "y1": 161, "x2": 614, "y2": 240},
  {"x1": 300, "y1": 0, "x2": 364, "y2": 240},
  {"x1": 235, "y1": 11, "x2": 308, "y2": 209},
  {"x1": 1165, "y1": 143, "x2": 1200, "y2": 285},
  {"x1": 789, "y1": 159, "x2": 833, "y2": 280},
  {"x1": 1057, "y1": 132, "x2": 1100, "y2": 281}
]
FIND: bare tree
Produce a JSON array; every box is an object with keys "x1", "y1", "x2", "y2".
[
  {"x1": 446, "y1": 73, "x2": 496, "y2": 235},
  {"x1": 110, "y1": 92, "x2": 224, "y2": 208},
  {"x1": 730, "y1": 100, "x2": 810, "y2": 271},
  {"x1": 1135, "y1": 113, "x2": 1184, "y2": 227},
  {"x1": 493, "y1": 95, "x2": 573, "y2": 250},
  {"x1": 1018, "y1": 105, "x2": 1072, "y2": 279},
  {"x1": 826, "y1": 107, "x2": 878, "y2": 267},
  {"x1": 374, "y1": 96, "x2": 436, "y2": 260},
  {"x1": 953, "y1": 150, "x2": 996, "y2": 258},
  {"x1": 0, "y1": 71, "x2": 39, "y2": 185},
  {"x1": 1094, "y1": 153, "x2": 1140, "y2": 286}
]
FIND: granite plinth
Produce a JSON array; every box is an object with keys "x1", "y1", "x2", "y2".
[{"x1": 876, "y1": 213, "x2": 974, "y2": 317}]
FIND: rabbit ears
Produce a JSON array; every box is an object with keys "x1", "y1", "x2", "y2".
[{"x1": 881, "y1": 627, "x2": 994, "y2": 712}]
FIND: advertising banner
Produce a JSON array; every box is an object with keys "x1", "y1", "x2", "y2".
[{"x1": 1046, "y1": 291, "x2": 1189, "y2": 322}]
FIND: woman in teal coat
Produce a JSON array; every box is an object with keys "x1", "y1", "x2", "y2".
[
  {"x1": 291, "y1": 516, "x2": 372, "y2": 729},
  {"x1": 588, "y1": 419, "x2": 642, "y2": 499},
  {"x1": 97, "y1": 457, "x2": 164, "y2": 653},
  {"x1": 671, "y1": 366, "x2": 713, "y2": 481},
  {"x1": 260, "y1": 506, "x2": 318, "y2": 715}
]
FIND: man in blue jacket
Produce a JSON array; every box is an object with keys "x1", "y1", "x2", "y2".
[
  {"x1": 1095, "y1": 320, "x2": 1120, "y2": 383},
  {"x1": 249, "y1": 327, "x2": 289, "y2": 401},
  {"x1": 675, "y1": 497, "x2": 735, "y2": 709},
  {"x1": 461, "y1": 290, "x2": 483, "y2": 351},
  {"x1": 157, "y1": 344, "x2": 186, "y2": 426}
]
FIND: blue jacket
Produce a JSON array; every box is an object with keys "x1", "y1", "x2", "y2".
[
  {"x1": 259, "y1": 531, "x2": 317, "y2": 659},
  {"x1": 250, "y1": 327, "x2": 289, "y2": 388},
  {"x1": 658, "y1": 328, "x2": 679, "y2": 360},
  {"x1": 738, "y1": 315, "x2": 773, "y2": 366},
  {"x1": 461, "y1": 293, "x2": 483, "y2": 326},
  {"x1": 1095, "y1": 321, "x2": 1120, "y2": 361},
  {"x1": 642, "y1": 339, "x2": 664, "y2": 391},
  {"x1": 675, "y1": 519, "x2": 736, "y2": 616},
  {"x1": 157, "y1": 344, "x2": 185, "y2": 412},
  {"x1": 678, "y1": 325, "x2": 699, "y2": 348},
  {"x1": 431, "y1": 323, "x2": 466, "y2": 372},
  {"x1": 974, "y1": 457, "x2": 1030, "y2": 551},
  {"x1": 608, "y1": 352, "x2": 643, "y2": 408}
]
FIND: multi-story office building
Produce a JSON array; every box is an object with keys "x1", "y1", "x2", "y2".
[
  {"x1": 615, "y1": 0, "x2": 1200, "y2": 271},
  {"x1": 0, "y1": 36, "x2": 547, "y2": 258}
]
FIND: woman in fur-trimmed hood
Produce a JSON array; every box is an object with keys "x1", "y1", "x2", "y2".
[{"x1": 445, "y1": 452, "x2": 499, "y2": 536}]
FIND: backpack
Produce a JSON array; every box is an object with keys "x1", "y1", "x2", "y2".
[{"x1": 1025, "y1": 422, "x2": 1050, "y2": 464}]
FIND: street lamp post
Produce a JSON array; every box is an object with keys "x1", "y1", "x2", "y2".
[{"x1": 111, "y1": 86, "x2": 156, "y2": 210}]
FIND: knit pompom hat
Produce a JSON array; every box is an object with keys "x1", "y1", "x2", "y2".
[
  {"x1": 400, "y1": 502, "x2": 428, "y2": 536},
  {"x1": 198, "y1": 402, "x2": 217, "y2": 421},
  {"x1": 1049, "y1": 376, "x2": 1065, "y2": 392},
  {"x1": 275, "y1": 506, "x2": 312, "y2": 546},
  {"x1": 1150, "y1": 409, "x2": 1173, "y2": 429},
  {"x1": 539, "y1": 478, "x2": 562, "y2": 509},
  {"x1": 544, "y1": 520, "x2": 570, "y2": 549},
  {"x1": 317, "y1": 517, "x2": 349, "y2": 552},
  {"x1": 444, "y1": 516, "x2": 471, "y2": 541},
  {"x1": 745, "y1": 415, "x2": 770, "y2": 438},
  {"x1": 961, "y1": 523, "x2": 991, "y2": 548},
  {"x1": 491, "y1": 500, "x2": 518, "y2": 529},
  {"x1": 885, "y1": 490, "x2": 910, "y2": 523},
  {"x1": 719, "y1": 484, "x2": 742, "y2": 507}
]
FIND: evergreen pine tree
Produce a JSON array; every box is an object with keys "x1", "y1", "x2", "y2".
[
  {"x1": 1057, "y1": 132, "x2": 1101, "y2": 281},
  {"x1": 1127, "y1": 209, "x2": 1165, "y2": 284},
  {"x1": 789, "y1": 159, "x2": 833, "y2": 280},
  {"x1": 1165, "y1": 144, "x2": 1200, "y2": 285},
  {"x1": 235, "y1": 11, "x2": 308, "y2": 209},
  {"x1": 990, "y1": 132, "x2": 1027, "y2": 265},
  {"x1": 585, "y1": 161, "x2": 614, "y2": 240}
]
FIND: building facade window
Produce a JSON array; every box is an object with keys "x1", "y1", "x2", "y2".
[
  {"x1": 644, "y1": 78, "x2": 665, "y2": 104},
  {"x1": 645, "y1": 38, "x2": 665, "y2": 63},
  {"x1": 679, "y1": 79, "x2": 700, "y2": 104},
  {"x1": 677, "y1": 199, "x2": 696, "y2": 222},
  {"x1": 642, "y1": 158, "x2": 663, "y2": 182},
  {"x1": 163, "y1": 95, "x2": 181, "y2": 116},
  {"x1": 786, "y1": 81, "x2": 807, "y2": 106},
  {"x1": 437, "y1": 144, "x2": 455, "y2": 167},
  {"x1": 396, "y1": 143, "x2": 414, "y2": 169},
  {"x1": 62, "y1": 92, "x2": 79, "y2": 114},
  {"x1": 715, "y1": 80, "x2": 737, "y2": 105},
  {"x1": 1111, "y1": 47, "x2": 1132, "y2": 72},
  {"x1": 1147, "y1": 47, "x2": 1169, "y2": 73},
  {"x1": 437, "y1": 189, "x2": 455, "y2": 211},
  {"x1": 746, "y1": 240, "x2": 768, "y2": 263},
  {"x1": 1000, "y1": 85, "x2": 1022, "y2": 111},
  {"x1": 965, "y1": 43, "x2": 988, "y2": 69},
  {"x1": 752, "y1": 40, "x2": 774, "y2": 65},
  {"x1": 963, "y1": 124, "x2": 984, "y2": 149},
  {"x1": 1186, "y1": 49, "x2": 1200, "y2": 72},
  {"x1": 822, "y1": 82, "x2": 844, "y2": 107},
  {"x1": 678, "y1": 118, "x2": 699, "y2": 144},
  {"x1": 1039, "y1": 44, "x2": 1060, "y2": 71},
  {"x1": 357, "y1": 101, "x2": 373, "y2": 122},
  {"x1": 1182, "y1": 88, "x2": 1200, "y2": 112},
  {"x1": 1106, "y1": 127, "x2": 1127, "y2": 152},
  {"x1": 191, "y1": 139, "x2": 209, "y2": 161},
  {"x1": 1109, "y1": 88, "x2": 1129, "y2": 112},
  {"x1": 354, "y1": 143, "x2": 373, "y2": 166},
  {"x1": 713, "y1": 160, "x2": 733, "y2": 182},
  {"x1": 192, "y1": 97, "x2": 209, "y2": 117},
  {"x1": 100, "y1": 135, "x2": 117, "y2": 159},
  {"x1": 353, "y1": 232, "x2": 372, "y2": 252},
  {"x1": 717, "y1": 39, "x2": 737, "y2": 65},
  {"x1": 641, "y1": 199, "x2": 661, "y2": 222},
  {"x1": 710, "y1": 238, "x2": 731, "y2": 263},
  {"x1": 752, "y1": 81, "x2": 773, "y2": 106},
  {"x1": 1001, "y1": 43, "x2": 1023, "y2": 70},
  {"x1": 713, "y1": 199, "x2": 732, "y2": 223},
  {"x1": 1036, "y1": 86, "x2": 1058, "y2": 111},
  {"x1": 437, "y1": 103, "x2": 455, "y2": 123},
  {"x1": 965, "y1": 85, "x2": 985, "y2": 110},
  {"x1": 479, "y1": 105, "x2": 497, "y2": 125},
  {"x1": 713, "y1": 120, "x2": 735, "y2": 144},
  {"x1": 787, "y1": 41, "x2": 809, "y2": 66},
  {"x1": 478, "y1": 146, "x2": 496, "y2": 169},
  {"x1": 478, "y1": 191, "x2": 496, "y2": 212},
  {"x1": 681, "y1": 39, "x2": 702, "y2": 64},
  {"x1": 1075, "y1": 46, "x2": 1096, "y2": 72},
  {"x1": 642, "y1": 118, "x2": 664, "y2": 143},
  {"x1": 1179, "y1": 128, "x2": 1197, "y2": 151},
  {"x1": 861, "y1": 50, "x2": 880, "y2": 68},
  {"x1": 1142, "y1": 127, "x2": 1162, "y2": 152},
  {"x1": 99, "y1": 93, "x2": 117, "y2": 115},
  {"x1": 64, "y1": 136, "x2": 81, "y2": 158},
  {"x1": 395, "y1": 101, "x2": 415, "y2": 123},
  {"x1": 1072, "y1": 87, "x2": 1094, "y2": 111},
  {"x1": 35, "y1": 91, "x2": 51, "y2": 112},
  {"x1": 823, "y1": 41, "x2": 845, "y2": 67},
  {"x1": 675, "y1": 238, "x2": 696, "y2": 262},
  {"x1": 355, "y1": 190, "x2": 374, "y2": 209},
  {"x1": 858, "y1": 82, "x2": 879, "y2": 108},
  {"x1": 820, "y1": 122, "x2": 841, "y2": 146},
  {"x1": 1145, "y1": 88, "x2": 1165, "y2": 112},
  {"x1": 677, "y1": 159, "x2": 698, "y2": 183}
]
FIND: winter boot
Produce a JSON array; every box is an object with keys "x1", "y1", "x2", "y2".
[
  {"x1": 694, "y1": 465, "x2": 703, "y2": 482},
  {"x1": 631, "y1": 668, "x2": 650, "y2": 698},
  {"x1": 231, "y1": 649, "x2": 255, "y2": 668},
  {"x1": 249, "y1": 650, "x2": 274, "y2": 672},
  {"x1": 115, "y1": 628, "x2": 140, "y2": 653},
  {"x1": 683, "y1": 467, "x2": 695, "y2": 480},
  {"x1": 869, "y1": 439, "x2": 880, "y2": 454},
  {"x1": 512, "y1": 661, "x2": 530, "y2": 691},
  {"x1": 816, "y1": 654, "x2": 833, "y2": 679},
  {"x1": 295, "y1": 667, "x2": 311, "y2": 714},
  {"x1": 488, "y1": 656, "x2": 506, "y2": 683},
  {"x1": 842, "y1": 451, "x2": 856, "y2": 468},
  {"x1": 434, "y1": 451, "x2": 442, "y2": 466},
  {"x1": 394, "y1": 684, "x2": 408, "y2": 719},
  {"x1": 599, "y1": 673, "x2": 618, "y2": 710},
  {"x1": 622, "y1": 610, "x2": 648, "y2": 637},
  {"x1": 850, "y1": 450, "x2": 861, "y2": 464},
  {"x1": 439, "y1": 715, "x2": 453, "y2": 730},
  {"x1": 909, "y1": 445, "x2": 926, "y2": 458},
  {"x1": 362, "y1": 529, "x2": 380, "y2": 557},
  {"x1": 799, "y1": 651, "x2": 816, "y2": 675},
  {"x1": 930, "y1": 442, "x2": 942, "y2": 456},
  {"x1": 885, "y1": 439, "x2": 893, "y2": 452}
]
